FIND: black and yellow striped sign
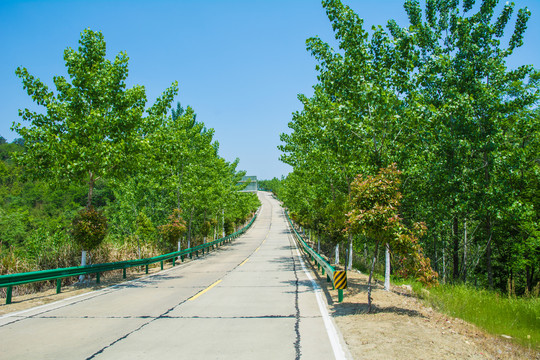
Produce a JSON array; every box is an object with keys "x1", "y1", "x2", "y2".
[{"x1": 333, "y1": 271, "x2": 347, "y2": 289}]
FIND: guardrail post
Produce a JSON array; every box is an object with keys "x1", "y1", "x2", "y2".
[
  {"x1": 123, "y1": 268, "x2": 127, "y2": 279},
  {"x1": 56, "y1": 278, "x2": 61, "y2": 293},
  {"x1": 96, "y1": 273, "x2": 100, "y2": 284},
  {"x1": 181, "y1": 255, "x2": 184, "y2": 262},
  {"x1": 145, "y1": 265, "x2": 149, "y2": 274},
  {"x1": 160, "y1": 261, "x2": 164, "y2": 270},
  {"x1": 6, "y1": 286, "x2": 12, "y2": 304},
  {"x1": 333, "y1": 271, "x2": 347, "y2": 302}
]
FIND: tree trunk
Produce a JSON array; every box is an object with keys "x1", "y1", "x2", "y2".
[
  {"x1": 348, "y1": 235, "x2": 353, "y2": 270},
  {"x1": 188, "y1": 208, "x2": 193, "y2": 247},
  {"x1": 442, "y1": 242, "x2": 446, "y2": 284},
  {"x1": 79, "y1": 250, "x2": 87, "y2": 283},
  {"x1": 486, "y1": 214, "x2": 494, "y2": 289},
  {"x1": 335, "y1": 243, "x2": 339, "y2": 265},
  {"x1": 222, "y1": 209, "x2": 225, "y2": 238},
  {"x1": 453, "y1": 217, "x2": 459, "y2": 281},
  {"x1": 525, "y1": 263, "x2": 534, "y2": 293},
  {"x1": 367, "y1": 241, "x2": 380, "y2": 313},
  {"x1": 137, "y1": 235, "x2": 141, "y2": 259},
  {"x1": 384, "y1": 243, "x2": 391, "y2": 291},
  {"x1": 177, "y1": 239, "x2": 182, "y2": 262},
  {"x1": 87, "y1": 171, "x2": 95, "y2": 208},
  {"x1": 364, "y1": 243, "x2": 368, "y2": 261},
  {"x1": 317, "y1": 231, "x2": 321, "y2": 254}
]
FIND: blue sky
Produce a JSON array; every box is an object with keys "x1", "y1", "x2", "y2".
[{"x1": 1, "y1": 0, "x2": 539, "y2": 180}]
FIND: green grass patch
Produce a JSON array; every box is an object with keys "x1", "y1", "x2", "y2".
[{"x1": 415, "y1": 283, "x2": 539, "y2": 349}]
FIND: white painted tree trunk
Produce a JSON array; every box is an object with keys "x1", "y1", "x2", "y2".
[
  {"x1": 222, "y1": 209, "x2": 225, "y2": 238},
  {"x1": 348, "y1": 236, "x2": 353, "y2": 270},
  {"x1": 335, "y1": 243, "x2": 339, "y2": 265},
  {"x1": 317, "y1": 233, "x2": 321, "y2": 254},
  {"x1": 177, "y1": 240, "x2": 181, "y2": 262},
  {"x1": 385, "y1": 243, "x2": 390, "y2": 291},
  {"x1": 79, "y1": 250, "x2": 87, "y2": 282}
]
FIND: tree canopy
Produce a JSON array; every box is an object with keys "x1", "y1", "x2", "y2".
[{"x1": 279, "y1": 0, "x2": 539, "y2": 295}]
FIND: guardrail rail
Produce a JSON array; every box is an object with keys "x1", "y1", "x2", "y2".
[
  {"x1": 1, "y1": 214, "x2": 258, "y2": 305},
  {"x1": 286, "y1": 210, "x2": 346, "y2": 302}
]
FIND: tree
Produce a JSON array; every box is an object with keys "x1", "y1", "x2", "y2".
[
  {"x1": 280, "y1": 0, "x2": 415, "y2": 277},
  {"x1": 393, "y1": 0, "x2": 539, "y2": 288},
  {"x1": 13, "y1": 29, "x2": 178, "y2": 267},
  {"x1": 280, "y1": 0, "x2": 539, "y2": 297},
  {"x1": 347, "y1": 164, "x2": 437, "y2": 312}
]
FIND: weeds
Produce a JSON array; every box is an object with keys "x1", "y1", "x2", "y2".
[
  {"x1": 0, "y1": 238, "x2": 162, "y2": 299},
  {"x1": 417, "y1": 283, "x2": 539, "y2": 349}
]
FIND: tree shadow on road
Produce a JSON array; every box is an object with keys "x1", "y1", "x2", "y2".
[{"x1": 296, "y1": 249, "x2": 427, "y2": 319}]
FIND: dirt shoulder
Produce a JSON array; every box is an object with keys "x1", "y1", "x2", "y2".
[{"x1": 319, "y1": 268, "x2": 539, "y2": 360}]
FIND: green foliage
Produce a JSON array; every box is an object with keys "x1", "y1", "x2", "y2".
[
  {"x1": 348, "y1": 164, "x2": 404, "y2": 243},
  {"x1": 224, "y1": 218, "x2": 235, "y2": 235},
  {"x1": 71, "y1": 206, "x2": 107, "y2": 251},
  {"x1": 258, "y1": 177, "x2": 283, "y2": 197},
  {"x1": 1, "y1": 29, "x2": 259, "y2": 279},
  {"x1": 136, "y1": 212, "x2": 155, "y2": 242},
  {"x1": 12, "y1": 28, "x2": 177, "y2": 210},
  {"x1": 279, "y1": 0, "x2": 539, "y2": 296},
  {"x1": 348, "y1": 164, "x2": 437, "y2": 286},
  {"x1": 200, "y1": 221, "x2": 212, "y2": 238},
  {"x1": 158, "y1": 209, "x2": 187, "y2": 247}
]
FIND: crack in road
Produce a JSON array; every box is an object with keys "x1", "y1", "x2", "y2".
[
  {"x1": 290, "y1": 235, "x2": 302, "y2": 360},
  {"x1": 85, "y1": 205, "x2": 273, "y2": 359}
]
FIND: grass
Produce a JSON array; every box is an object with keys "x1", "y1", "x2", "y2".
[{"x1": 406, "y1": 282, "x2": 540, "y2": 350}]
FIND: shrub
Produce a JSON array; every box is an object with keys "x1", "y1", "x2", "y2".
[{"x1": 71, "y1": 206, "x2": 108, "y2": 251}]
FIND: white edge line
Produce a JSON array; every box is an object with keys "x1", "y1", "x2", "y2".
[{"x1": 285, "y1": 212, "x2": 349, "y2": 360}]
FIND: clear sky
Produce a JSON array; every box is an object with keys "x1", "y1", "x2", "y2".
[{"x1": 1, "y1": 0, "x2": 539, "y2": 180}]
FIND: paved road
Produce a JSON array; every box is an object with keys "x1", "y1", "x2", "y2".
[{"x1": 0, "y1": 192, "x2": 348, "y2": 359}]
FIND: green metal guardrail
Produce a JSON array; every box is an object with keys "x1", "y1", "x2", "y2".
[
  {"x1": 0, "y1": 214, "x2": 257, "y2": 305},
  {"x1": 285, "y1": 211, "x2": 346, "y2": 302}
]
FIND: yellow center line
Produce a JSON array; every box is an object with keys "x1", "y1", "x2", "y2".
[
  {"x1": 188, "y1": 279, "x2": 222, "y2": 301},
  {"x1": 254, "y1": 246, "x2": 260, "y2": 253},
  {"x1": 239, "y1": 258, "x2": 249, "y2": 267}
]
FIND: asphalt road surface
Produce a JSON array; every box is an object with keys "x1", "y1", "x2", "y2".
[{"x1": 0, "y1": 192, "x2": 348, "y2": 359}]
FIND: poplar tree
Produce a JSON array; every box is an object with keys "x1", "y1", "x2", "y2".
[{"x1": 13, "y1": 29, "x2": 177, "y2": 267}]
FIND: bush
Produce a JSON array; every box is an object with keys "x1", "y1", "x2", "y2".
[
  {"x1": 158, "y1": 209, "x2": 186, "y2": 247},
  {"x1": 71, "y1": 206, "x2": 108, "y2": 251}
]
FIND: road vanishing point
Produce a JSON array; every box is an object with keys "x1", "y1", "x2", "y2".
[{"x1": 0, "y1": 192, "x2": 349, "y2": 359}]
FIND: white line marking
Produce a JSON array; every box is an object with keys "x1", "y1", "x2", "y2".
[
  {"x1": 0, "y1": 259, "x2": 194, "y2": 322},
  {"x1": 286, "y1": 211, "x2": 348, "y2": 360}
]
